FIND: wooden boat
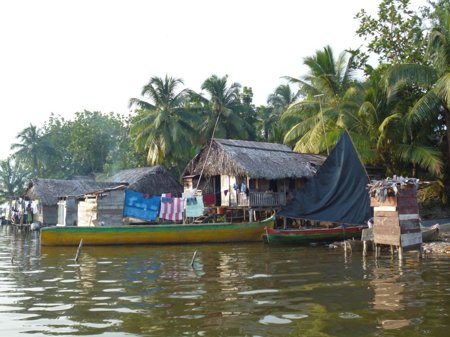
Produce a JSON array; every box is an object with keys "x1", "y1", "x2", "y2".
[
  {"x1": 263, "y1": 225, "x2": 366, "y2": 245},
  {"x1": 40, "y1": 215, "x2": 275, "y2": 246}
]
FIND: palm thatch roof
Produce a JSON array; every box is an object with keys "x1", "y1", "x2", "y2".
[
  {"x1": 183, "y1": 139, "x2": 326, "y2": 180},
  {"x1": 105, "y1": 166, "x2": 183, "y2": 195},
  {"x1": 25, "y1": 179, "x2": 122, "y2": 206}
]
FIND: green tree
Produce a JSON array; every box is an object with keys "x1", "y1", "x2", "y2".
[
  {"x1": 130, "y1": 75, "x2": 197, "y2": 174},
  {"x1": 189, "y1": 75, "x2": 254, "y2": 144},
  {"x1": 67, "y1": 110, "x2": 134, "y2": 176},
  {"x1": 282, "y1": 46, "x2": 362, "y2": 153},
  {"x1": 355, "y1": 0, "x2": 426, "y2": 65},
  {"x1": 10, "y1": 124, "x2": 54, "y2": 177},
  {"x1": 353, "y1": 66, "x2": 443, "y2": 177},
  {"x1": 386, "y1": 2, "x2": 450, "y2": 199},
  {"x1": 0, "y1": 156, "x2": 28, "y2": 204}
]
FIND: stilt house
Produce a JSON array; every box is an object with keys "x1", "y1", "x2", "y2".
[{"x1": 182, "y1": 139, "x2": 325, "y2": 212}]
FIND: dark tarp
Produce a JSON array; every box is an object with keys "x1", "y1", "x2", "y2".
[{"x1": 279, "y1": 131, "x2": 373, "y2": 225}]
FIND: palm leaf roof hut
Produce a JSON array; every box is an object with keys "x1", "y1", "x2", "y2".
[
  {"x1": 24, "y1": 178, "x2": 121, "y2": 226},
  {"x1": 182, "y1": 138, "x2": 325, "y2": 212},
  {"x1": 105, "y1": 166, "x2": 183, "y2": 195}
]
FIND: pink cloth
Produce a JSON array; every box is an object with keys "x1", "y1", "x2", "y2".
[{"x1": 159, "y1": 197, "x2": 184, "y2": 221}]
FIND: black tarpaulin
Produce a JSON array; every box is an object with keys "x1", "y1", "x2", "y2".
[{"x1": 279, "y1": 131, "x2": 373, "y2": 225}]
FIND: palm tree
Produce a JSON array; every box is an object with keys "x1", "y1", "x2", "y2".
[
  {"x1": 256, "y1": 84, "x2": 299, "y2": 142},
  {"x1": 354, "y1": 67, "x2": 444, "y2": 177},
  {"x1": 386, "y1": 5, "x2": 450, "y2": 197},
  {"x1": 0, "y1": 156, "x2": 28, "y2": 205},
  {"x1": 189, "y1": 75, "x2": 254, "y2": 144},
  {"x1": 129, "y1": 75, "x2": 198, "y2": 172},
  {"x1": 10, "y1": 124, "x2": 50, "y2": 177},
  {"x1": 282, "y1": 46, "x2": 362, "y2": 153}
]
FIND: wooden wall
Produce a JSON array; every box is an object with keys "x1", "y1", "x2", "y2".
[
  {"x1": 97, "y1": 190, "x2": 125, "y2": 226},
  {"x1": 372, "y1": 186, "x2": 422, "y2": 250},
  {"x1": 77, "y1": 190, "x2": 125, "y2": 227}
]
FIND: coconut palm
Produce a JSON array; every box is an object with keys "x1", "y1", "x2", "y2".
[
  {"x1": 282, "y1": 46, "x2": 363, "y2": 153},
  {"x1": 0, "y1": 156, "x2": 28, "y2": 204},
  {"x1": 385, "y1": 6, "x2": 449, "y2": 196},
  {"x1": 189, "y1": 75, "x2": 254, "y2": 144},
  {"x1": 10, "y1": 124, "x2": 52, "y2": 177},
  {"x1": 130, "y1": 75, "x2": 198, "y2": 172},
  {"x1": 354, "y1": 67, "x2": 444, "y2": 177},
  {"x1": 256, "y1": 84, "x2": 299, "y2": 142}
]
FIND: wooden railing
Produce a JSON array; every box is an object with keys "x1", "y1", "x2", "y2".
[{"x1": 233, "y1": 191, "x2": 286, "y2": 207}]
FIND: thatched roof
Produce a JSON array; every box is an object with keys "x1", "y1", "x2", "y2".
[
  {"x1": 183, "y1": 139, "x2": 326, "y2": 180},
  {"x1": 25, "y1": 179, "x2": 122, "y2": 206},
  {"x1": 105, "y1": 166, "x2": 183, "y2": 195}
]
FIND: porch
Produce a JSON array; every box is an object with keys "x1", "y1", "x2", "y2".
[{"x1": 230, "y1": 191, "x2": 286, "y2": 208}]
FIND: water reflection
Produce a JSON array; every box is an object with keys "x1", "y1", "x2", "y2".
[{"x1": 1, "y1": 225, "x2": 450, "y2": 336}]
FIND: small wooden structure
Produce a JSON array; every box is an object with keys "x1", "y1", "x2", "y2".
[
  {"x1": 182, "y1": 139, "x2": 325, "y2": 214},
  {"x1": 77, "y1": 186, "x2": 127, "y2": 227},
  {"x1": 369, "y1": 177, "x2": 422, "y2": 259}
]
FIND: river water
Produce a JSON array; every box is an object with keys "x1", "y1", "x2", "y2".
[{"x1": 1, "y1": 225, "x2": 449, "y2": 337}]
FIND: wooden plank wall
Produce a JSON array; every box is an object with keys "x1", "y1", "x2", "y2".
[
  {"x1": 97, "y1": 190, "x2": 125, "y2": 226},
  {"x1": 77, "y1": 198, "x2": 97, "y2": 227},
  {"x1": 372, "y1": 186, "x2": 422, "y2": 249}
]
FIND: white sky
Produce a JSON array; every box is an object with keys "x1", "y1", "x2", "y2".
[{"x1": 0, "y1": 0, "x2": 426, "y2": 160}]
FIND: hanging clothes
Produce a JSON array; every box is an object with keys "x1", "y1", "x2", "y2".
[
  {"x1": 159, "y1": 194, "x2": 184, "y2": 221},
  {"x1": 185, "y1": 196, "x2": 204, "y2": 218}
]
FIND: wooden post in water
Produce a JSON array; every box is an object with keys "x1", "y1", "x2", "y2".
[
  {"x1": 74, "y1": 239, "x2": 83, "y2": 262},
  {"x1": 190, "y1": 250, "x2": 197, "y2": 268}
]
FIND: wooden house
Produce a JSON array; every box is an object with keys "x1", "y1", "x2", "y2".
[
  {"x1": 74, "y1": 166, "x2": 183, "y2": 225},
  {"x1": 24, "y1": 178, "x2": 120, "y2": 226},
  {"x1": 182, "y1": 139, "x2": 325, "y2": 211}
]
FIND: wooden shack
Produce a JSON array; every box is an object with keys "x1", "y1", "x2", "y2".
[
  {"x1": 77, "y1": 186, "x2": 126, "y2": 226},
  {"x1": 369, "y1": 177, "x2": 422, "y2": 259},
  {"x1": 77, "y1": 165, "x2": 183, "y2": 226},
  {"x1": 182, "y1": 139, "x2": 325, "y2": 213},
  {"x1": 24, "y1": 178, "x2": 121, "y2": 226}
]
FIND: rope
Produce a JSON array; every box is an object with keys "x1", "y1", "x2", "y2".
[{"x1": 194, "y1": 111, "x2": 222, "y2": 191}]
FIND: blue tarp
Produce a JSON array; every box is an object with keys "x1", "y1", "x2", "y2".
[
  {"x1": 124, "y1": 190, "x2": 161, "y2": 221},
  {"x1": 278, "y1": 131, "x2": 373, "y2": 225}
]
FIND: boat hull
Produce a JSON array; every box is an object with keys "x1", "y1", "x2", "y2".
[
  {"x1": 264, "y1": 226, "x2": 365, "y2": 244},
  {"x1": 40, "y1": 216, "x2": 275, "y2": 246}
]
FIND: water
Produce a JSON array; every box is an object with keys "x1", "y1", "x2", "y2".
[{"x1": 1, "y1": 225, "x2": 449, "y2": 337}]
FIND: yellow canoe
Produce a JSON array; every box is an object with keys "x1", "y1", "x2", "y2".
[{"x1": 40, "y1": 215, "x2": 275, "y2": 246}]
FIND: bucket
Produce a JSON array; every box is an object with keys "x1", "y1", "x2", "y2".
[{"x1": 217, "y1": 207, "x2": 226, "y2": 215}]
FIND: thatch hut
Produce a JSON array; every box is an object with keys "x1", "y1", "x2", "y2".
[
  {"x1": 24, "y1": 178, "x2": 121, "y2": 226},
  {"x1": 182, "y1": 139, "x2": 325, "y2": 210},
  {"x1": 76, "y1": 166, "x2": 183, "y2": 224},
  {"x1": 105, "y1": 166, "x2": 183, "y2": 195}
]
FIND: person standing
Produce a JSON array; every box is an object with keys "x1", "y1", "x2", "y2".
[{"x1": 26, "y1": 202, "x2": 33, "y2": 224}]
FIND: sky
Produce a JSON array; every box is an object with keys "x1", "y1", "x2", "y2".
[{"x1": 0, "y1": 0, "x2": 426, "y2": 160}]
